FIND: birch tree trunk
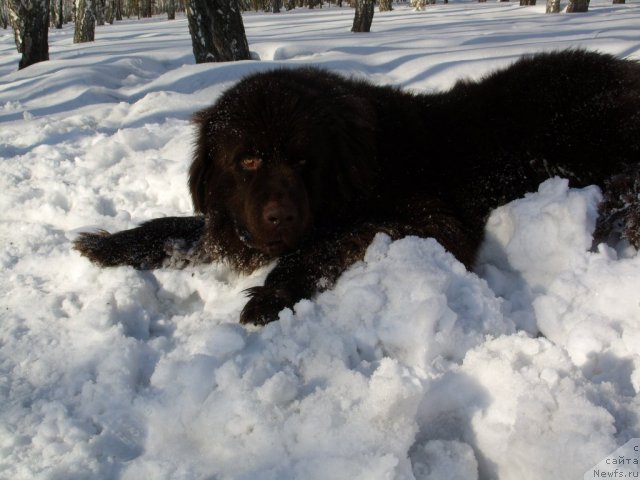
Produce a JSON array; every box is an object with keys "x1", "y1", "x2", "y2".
[
  {"x1": 379, "y1": 0, "x2": 393, "y2": 11},
  {"x1": 55, "y1": 0, "x2": 63, "y2": 28},
  {"x1": 351, "y1": 0, "x2": 374, "y2": 33},
  {"x1": 95, "y1": 0, "x2": 105, "y2": 25},
  {"x1": 566, "y1": 0, "x2": 589, "y2": 11},
  {"x1": 7, "y1": 0, "x2": 50, "y2": 69},
  {"x1": 186, "y1": 0, "x2": 250, "y2": 63},
  {"x1": 74, "y1": 0, "x2": 95, "y2": 43},
  {"x1": 546, "y1": 0, "x2": 560, "y2": 12}
]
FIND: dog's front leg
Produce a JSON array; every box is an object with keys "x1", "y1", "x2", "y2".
[{"x1": 240, "y1": 200, "x2": 479, "y2": 326}]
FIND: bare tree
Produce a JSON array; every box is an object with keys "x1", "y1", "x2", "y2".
[
  {"x1": 546, "y1": 0, "x2": 560, "y2": 11},
  {"x1": 566, "y1": 0, "x2": 588, "y2": 10},
  {"x1": 95, "y1": 0, "x2": 105, "y2": 25},
  {"x1": 140, "y1": 0, "x2": 152, "y2": 17},
  {"x1": 74, "y1": 0, "x2": 96, "y2": 42},
  {"x1": 7, "y1": 0, "x2": 50, "y2": 69},
  {"x1": 114, "y1": 0, "x2": 122, "y2": 20},
  {"x1": 186, "y1": 0, "x2": 251, "y2": 63},
  {"x1": 351, "y1": 0, "x2": 373, "y2": 32},
  {"x1": 167, "y1": 0, "x2": 176, "y2": 19},
  {"x1": 54, "y1": 0, "x2": 64, "y2": 28},
  {"x1": 379, "y1": 0, "x2": 392, "y2": 11},
  {"x1": 1, "y1": 1, "x2": 8, "y2": 29},
  {"x1": 105, "y1": 0, "x2": 115, "y2": 23}
]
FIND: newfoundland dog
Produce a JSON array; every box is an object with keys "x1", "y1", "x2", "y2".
[{"x1": 75, "y1": 50, "x2": 640, "y2": 325}]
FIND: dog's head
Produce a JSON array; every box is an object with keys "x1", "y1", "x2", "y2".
[{"x1": 189, "y1": 68, "x2": 377, "y2": 257}]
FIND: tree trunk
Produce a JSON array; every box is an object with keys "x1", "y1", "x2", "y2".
[
  {"x1": 612, "y1": 0, "x2": 624, "y2": 3},
  {"x1": 55, "y1": 0, "x2": 64, "y2": 27},
  {"x1": 140, "y1": 0, "x2": 151, "y2": 17},
  {"x1": 7, "y1": 0, "x2": 50, "y2": 69},
  {"x1": 379, "y1": 0, "x2": 392, "y2": 9},
  {"x1": 566, "y1": 0, "x2": 588, "y2": 11},
  {"x1": 1, "y1": 1, "x2": 7, "y2": 29},
  {"x1": 520, "y1": 0, "x2": 536, "y2": 5},
  {"x1": 186, "y1": 0, "x2": 251, "y2": 63},
  {"x1": 351, "y1": 0, "x2": 373, "y2": 33},
  {"x1": 273, "y1": 0, "x2": 281, "y2": 12},
  {"x1": 95, "y1": 0, "x2": 105, "y2": 25},
  {"x1": 114, "y1": 0, "x2": 123, "y2": 20},
  {"x1": 167, "y1": 0, "x2": 176, "y2": 19},
  {"x1": 105, "y1": 0, "x2": 114, "y2": 23},
  {"x1": 74, "y1": 0, "x2": 96, "y2": 42},
  {"x1": 546, "y1": 0, "x2": 560, "y2": 11}
]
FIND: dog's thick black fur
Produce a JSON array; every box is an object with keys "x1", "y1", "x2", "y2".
[{"x1": 75, "y1": 50, "x2": 640, "y2": 325}]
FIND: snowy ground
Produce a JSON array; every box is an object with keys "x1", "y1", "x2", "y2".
[{"x1": 1, "y1": 3, "x2": 640, "y2": 479}]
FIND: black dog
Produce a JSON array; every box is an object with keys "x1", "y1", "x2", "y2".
[{"x1": 75, "y1": 50, "x2": 640, "y2": 325}]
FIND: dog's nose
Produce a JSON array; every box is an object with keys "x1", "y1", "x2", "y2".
[{"x1": 263, "y1": 200, "x2": 296, "y2": 227}]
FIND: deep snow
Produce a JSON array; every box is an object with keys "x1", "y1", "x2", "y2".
[{"x1": 1, "y1": 3, "x2": 640, "y2": 479}]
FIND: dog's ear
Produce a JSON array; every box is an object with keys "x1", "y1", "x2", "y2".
[{"x1": 189, "y1": 107, "x2": 216, "y2": 214}]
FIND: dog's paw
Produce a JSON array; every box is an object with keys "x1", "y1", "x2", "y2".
[
  {"x1": 73, "y1": 231, "x2": 116, "y2": 266},
  {"x1": 240, "y1": 286, "x2": 293, "y2": 326}
]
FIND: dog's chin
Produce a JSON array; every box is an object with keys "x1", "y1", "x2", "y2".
[
  {"x1": 234, "y1": 219, "x2": 307, "y2": 257},
  {"x1": 262, "y1": 240, "x2": 290, "y2": 257},
  {"x1": 254, "y1": 231, "x2": 303, "y2": 257}
]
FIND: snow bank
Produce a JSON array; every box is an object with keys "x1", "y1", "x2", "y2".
[
  {"x1": 1, "y1": 4, "x2": 640, "y2": 480},
  {"x1": 123, "y1": 235, "x2": 511, "y2": 479}
]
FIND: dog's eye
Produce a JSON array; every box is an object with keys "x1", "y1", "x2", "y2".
[{"x1": 240, "y1": 157, "x2": 263, "y2": 171}]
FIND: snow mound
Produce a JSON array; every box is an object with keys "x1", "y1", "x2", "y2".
[{"x1": 123, "y1": 235, "x2": 513, "y2": 479}]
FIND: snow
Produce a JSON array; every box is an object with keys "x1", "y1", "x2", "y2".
[{"x1": 1, "y1": 3, "x2": 640, "y2": 479}]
